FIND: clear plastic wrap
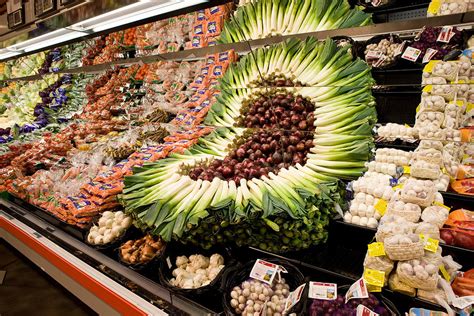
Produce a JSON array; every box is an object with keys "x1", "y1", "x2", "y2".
[
  {"x1": 421, "y1": 205, "x2": 450, "y2": 228},
  {"x1": 419, "y1": 95, "x2": 446, "y2": 112},
  {"x1": 410, "y1": 160, "x2": 441, "y2": 180},
  {"x1": 396, "y1": 258, "x2": 439, "y2": 290},
  {"x1": 400, "y1": 178, "x2": 437, "y2": 207},
  {"x1": 387, "y1": 199, "x2": 422, "y2": 223}
]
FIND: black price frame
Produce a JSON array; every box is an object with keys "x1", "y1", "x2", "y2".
[{"x1": 34, "y1": 0, "x2": 57, "y2": 17}]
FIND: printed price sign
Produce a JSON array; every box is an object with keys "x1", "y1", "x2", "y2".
[
  {"x1": 374, "y1": 199, "x2": 388, "y2": 216},
  {"x1": 433, "y1": 201, "x2": 450, "y2": 211},
  {"x1": 357, "y1": 305, "x2": 379, "y2": 316},
  {"x1": 364, "y1": 269, "x2": 385, "y2": 288},
  {"x1": 283, "y1": 283, "x2": 306, "y2": 313},
  {"x1": 368, "y1": 242, "x2": 385, "y2": 257},
  {"x1": 308, "y1": 282, "x2": 337, "y2": 300},
  {"x1": 250, "y1": 259, "x2": 279, "y2": 285},
  {"x1": 427, "y1": 0, "x2": 441, "y2": 15},
  {"x1": 345, "y1": 278, "x2": 369, "y2": 303},
  {"x1": 419, "y1": 234, "x2": 439, "y2": 253},
  {"x1": 402, "y1": 47, "x2": 422, "y2": 62},
  {"x1": 437, "y1": 26, "x2": 455, "y2": 43},
  {"x1": 423, "y1": 48, "x2": 438, "y2": 63},
  {"x1": 439, "y1": 265, "x2": 451, "y2": 282}
]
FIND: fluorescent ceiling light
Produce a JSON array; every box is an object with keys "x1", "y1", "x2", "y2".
[
  {"x1": 1, "y1": 0, "x2": 208, "y2": 59},
  {"x1": 0, "y1": 50, "x2": 21, "y2": 60},
  {"x1": 72, "y1": 0, "x2": 208, "y2": 33},
  {"x1": 8, "y1": 28, "x2": 85, "y2": 53}
]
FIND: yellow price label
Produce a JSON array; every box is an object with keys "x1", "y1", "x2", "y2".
[
  {"x1": 467, "y1": 103, "x2": 474, "y2": 112},
  {"x1": 427, "y1": 0, "x2": 441, "y2": 14},
  {"x1": 419, "y1": 234, "x2": 439, "y2": 253},
  {"x1": 403, "y1": 165, "x2": 411, "y2": 174},
  {"x1": 364, "y1": 269, "x2": 385, "y2": 288},
  {"x1": 455, "y1": 100, "x2": 465, "y2": 107},
  {"x1": 439, "y1": 265, "x2": 451, "y2": 282},
  {"x1": 423, "y1": 85, "x2": 433, "y2": 93},
  {"x1": 433, "y1": 201, "x2": 451, "y2": 211},
  {"x1": 366, "y1": 284, "x2": 382, "y2": 293},
  {"x1": 374, "y1": 199, "x2": 388, "y2": 216},
  {"x1": 392, "y1": 184, "x2": 404, "y2": 191},
  {"x1": 423, "y1": 60, "x2": 440, "y2": 73},
  {"x1": 416, "y1": 105, "x2": 421, "y2": 113},
  {"x1": 368, "y1": 242, "x2": 386, "y2": 257}
]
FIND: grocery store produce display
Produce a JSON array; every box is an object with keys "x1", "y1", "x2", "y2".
[
  {"x1": 122, "y1": 37, "x2": 376, "y2": 252},
  {"x1": 0, "y1": 1, "x2": 473, "y2": 315}
]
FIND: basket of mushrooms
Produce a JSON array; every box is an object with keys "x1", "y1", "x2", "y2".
[{"x1": 158, "y1": 245, "x2": 232, "y2": 296}]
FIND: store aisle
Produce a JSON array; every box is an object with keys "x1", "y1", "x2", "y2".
[{"x1": 0, "y1": 240, "x2": 96, "y2": 316}]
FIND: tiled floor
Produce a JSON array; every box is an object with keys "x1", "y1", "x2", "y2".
[{"x1": 0, "y1": 240, "x2": 96, "y2": 316}]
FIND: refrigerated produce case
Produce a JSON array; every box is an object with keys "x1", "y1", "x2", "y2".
[{"x1": 1, "y1": 0, "x2": 474, "y2": 315}]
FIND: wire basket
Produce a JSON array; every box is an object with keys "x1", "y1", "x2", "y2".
[
  {"x1": 222, "y1": 258, "x2": 304, "y2": 316},
  {"x1": 384, "y1": 235, "x2": 424, "y2": 261},
  {"x1": 158, "y1": 244, "x2": 234, "y2": 297}
]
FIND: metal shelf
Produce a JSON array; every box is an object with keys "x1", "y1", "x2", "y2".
[
  {"x1": 0, "y1": 198, "x2": 218, "y2": 316},
  {"x1": 2, "y1": 12, "x2": 473, "y2": 82}
]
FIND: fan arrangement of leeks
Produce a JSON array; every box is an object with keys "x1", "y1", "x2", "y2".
[
  {"x1": 220, "y1": 0, "x2": 372, "y2": 43},
  {"x1": 122, "y1": 38, "x2": 376, "y2": 252}
]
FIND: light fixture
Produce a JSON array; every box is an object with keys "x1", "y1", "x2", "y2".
[
  {"x1": 72, "y1": 0, "x2": 208, "y2": 33},
  {"x1": 7, "y1": 28, "x2": 85, "y2": 53},
  {"x1": 0, "y1": 0, "x2": 208, "y2": 60},
  {"x1": 0, "y1": 49, "x2": 21, "y2": 60}
]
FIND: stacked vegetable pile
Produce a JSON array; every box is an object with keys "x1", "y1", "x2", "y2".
[
  {"x1": 309, "y1": 293, "x2": 391, "y2": 315},
  {"x1": 122, "y1": 38, "x2": 376, "y2": 252},
  {"x1": 220, "y1": 0, "x2": 372, "y2": 43}
]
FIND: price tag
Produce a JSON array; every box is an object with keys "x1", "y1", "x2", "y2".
[
  {"x1": 451, "y1": 296, "x2": 474, "y2": 309},
  {"x1": 283, "y1": 283, "x2": 306, "y2": 313},
  {"x1": 392, "y1": 184, "x2": 404, "y2": 191},
  {"x1": 345, "y1": 278, "x2": 369, "y2": 303},
  {"x1": 419, "y1": 234, "x2": 439, "y2": 253},
  {"x1": 357, "y1": 305, "x2": 379, "y2": 316},
  {"x1": 403, "y1": 165, "x2": 411, "y2": 174},
  {"x1": 366, "y1": 284, "x2": 382, "y2": 292},
  {"x1": 437, "y1": 26, "x2": 454, "y2": 43},
  {"x1": 373, "y1": 55, "x2": 387, "y2": 68},
  {"x1": 433, "y1": 201, "x2": 451, "y2": 211},
  {"x1": 366, "y1": 50, "x2": 383, "y2": 59},
  {"x1": 368, "y1": 242, "x2": 385, "y2": 257},
  {"x1": 427, "y1": 0, "x2": 441, "y2": 15},
  {"x1": 374, "y1": 199, "x2": 388, "y2": 216},
  {"x1": 250, "y1": 259, "x2": 279, "y2": 285},
  {"x1": 394, "y1": 41, "x2": 407, "y2": 57},
  {"x1": 363, "y1": 269, "x2": 385, "y2": 288},
  {"x1": 416, "y1": 104, "x2": 421, "y2": 113},
  {"x1": 455, "y1": 100, "x2": 465, "y2": 107},
  {"x1": 423, "y1": 48, "x2": 439, "y2": 63},
  {"x1": 423, "y1": 60, "x2": 440, "y2": 73},
  {"x1": 439, "y1": 265, "x2": 451, "y2": 282},
  {"x1": 402, "y1": 47, "x2": 422, "y2": 62},
  {"x1": 423, "y1": 85, "x2": 433, "y2": 93},
  {"x1": 371, "y1": 0, "x2": 382, "y2": 6},
  {"x1": 308, "y1": 282, "x2": 337, "y2": 300},
  {"x1": 468, "y1": 103, "x2": 474, "y2": 112}
]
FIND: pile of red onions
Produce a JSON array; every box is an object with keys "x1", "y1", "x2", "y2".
[{"x1": 189, "y1": 92, "x2": 315, "y2": 182}]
